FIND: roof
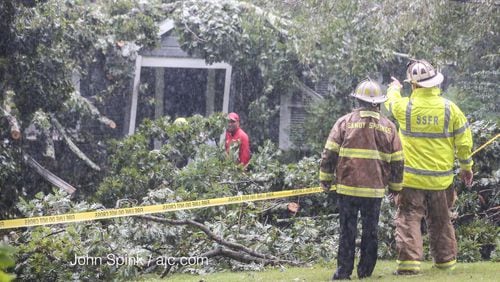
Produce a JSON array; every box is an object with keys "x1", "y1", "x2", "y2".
[
  {"x1": 140, "y1": 19, "x2": 194, "y2": 58},
  {"x1": 158, "y1": 19, "x2": 175, "y2": 36}
]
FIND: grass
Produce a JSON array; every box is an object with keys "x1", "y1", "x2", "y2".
[{"x1": 139, "y1": 260, "x2": 499, "y2": 281}]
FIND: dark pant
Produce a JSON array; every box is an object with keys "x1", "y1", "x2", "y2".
[{"x1": 335, "y1": 194, "x2": 382, "y2": 279}]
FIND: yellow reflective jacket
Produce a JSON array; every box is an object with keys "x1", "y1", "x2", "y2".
[{"x1": 385, "y1": 86, "x2": 473, "y2": 190}]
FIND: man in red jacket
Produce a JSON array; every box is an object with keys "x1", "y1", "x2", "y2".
[{"x1": 225, "y1": 112, "x2": 251, "y2": 167}]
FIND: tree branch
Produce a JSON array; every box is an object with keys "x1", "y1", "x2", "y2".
[
  {"x1": 392, "y1": 51, "x2": 411, "y2": 59},
  {"x1": 23, "y1": 153, "x2": 76, "y2": 194},
  {"x1": 31, "y1": 110, "x2": 55, "y2": 159},
  {"x1": 276, "y1": 213, "x2": 338, "y2": 223},
  {"x1": 449, "y1": 0, "x2": 500, "y2": 5},
  {"x1": 0, "y1": 106, "x2": 21, "y2": 139},
  {"x1": 291, "y1": 76, "x2": 324, "y2": 100},
  {"x1": 237, "y1": 1, "x2": 291, "y2": 36},
  {"x1": 2, "y1": 90, "x2": 21, "y2": 139},
  {"x1": 50, "y1": 115, "x2": 101, "y2": 171},
  {"x1": 137, "y1": 214, "x2": 302, "y2": 276},
  {"x1": 73, "y1": 94, "x2": 116, "y2": 129},
  {"x1": 138, "y1": 214, "x2": 277, "y2": 260},
  {"x1": 41, "y1": 124, "x2": 55, "y2": 160}
]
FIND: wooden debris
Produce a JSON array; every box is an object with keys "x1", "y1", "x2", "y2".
[
  {"x1": 23, "y1": 154, "x2": 76, "y2": 194},
  {"x1": 50, "y1": 115, "x2": 101, "y2": 171},
  {"x1": 78, "y1": 95, "x2": 116, "y2": 129},
  {"x1": 0, "y1": 106, "x2": 21, "y2": 139}
]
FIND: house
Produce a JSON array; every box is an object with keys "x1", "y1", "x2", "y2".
[
  {"x1": 124, "y1": 20, "x2": 232, "y2": 136},
  {"x1": 125, "y1": 19, "x2": 326, "y2": 150}
]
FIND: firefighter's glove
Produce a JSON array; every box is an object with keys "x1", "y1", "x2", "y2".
[
  {"x1": 320, "y1": 181, "x2": 332, "y2": 193},
  {"x1": 460, "y1": 169, "x2": 473, "y2": 188},
  {"x1": 389, "y1": 76, "x2": 402, "y2": 90},
  {"x1": 388, "y1": 190, "x2": 399, "y2": 206}
]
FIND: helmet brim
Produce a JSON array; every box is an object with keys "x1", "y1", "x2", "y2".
[
  {"x1": 416, "y1": 72, "x2": 443, "y2": 88},
  {"x1": 350, "y1": 93, "x2": 388, "y2": 104},
  {"x1": 405, "y1": 72, "x2": 444, "y2": 88}
]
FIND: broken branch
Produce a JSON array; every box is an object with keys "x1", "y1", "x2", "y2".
[
  {"x1": 50, "y1": 115, "x2": 101, "y2": 171},
  {"x1": 0, "y1": 106, "x2": 21, "y2": 139},
  {"x1": 137, "y1": 214, "x2": 301, "y2": 276},
  {"x1": 23, "y1": 153, "x2": 76, "y2": 194},
  {"x1": 71, "y1": 94, "x2": 116, "y2": 129}
]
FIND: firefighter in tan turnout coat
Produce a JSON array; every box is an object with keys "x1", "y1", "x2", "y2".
[
  {"x1": 320, "y1": 79, "x2": 404, "y2": 280},
  {"x1": 386, "y1": 60, "x2": 474, "y2": 275}
]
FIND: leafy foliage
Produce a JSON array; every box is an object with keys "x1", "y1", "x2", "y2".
[
  {"x1": 1, "y1": 0, "x2": 499, "y2": 281},
  {"x1": 10, "y1": 115, "x2": 337, "y2": 280},
  {"x1": 13, "y1": 191, "x2": 139, "y2": 281},
  {"x1": 95, "y1": 114, "x2": 226, "y2": 205},
  {"x1": 0, "y1": 244, "x2": 16, "y2": 282},
  {"x1": 0, "y1": 0, "x2": 164, "y2": 214},
  {"x1": 9, "y1": 112, "x2": 500, "y2": 281},
  {"x1": 456, "y1": 219, "x2": 499, "y2": 262}
]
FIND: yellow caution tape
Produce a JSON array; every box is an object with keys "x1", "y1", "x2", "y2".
[
  {"x1": 471, "y1": 133, "x2": 500, "y2": 157},
  {"x1": 0, "y1": 187, "x2": 322, "y2": 230},
  {"x1": 2, "y1": 133, "x2": 497, "y2": 230},
  {"x1": 2, "y1": 132, "x2": 496, "y2": 230}
]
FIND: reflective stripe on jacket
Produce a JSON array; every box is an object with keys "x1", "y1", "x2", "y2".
[
  {"x1": 385, "y1": 86, "x2": 473, "y2": 190},
  {"x1": 319, "y1": 109, "x2": 404, "y2": 198}
]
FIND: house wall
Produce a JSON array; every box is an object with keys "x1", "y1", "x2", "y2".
[
  {"x1": 279, "y1": 79, "x2": 328, "y2": 150},
  {"x1": 279, "y1": 93, "x2": 308, "y2": 150}
]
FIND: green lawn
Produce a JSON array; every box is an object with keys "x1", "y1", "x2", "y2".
[{"x1": 139, "y1": 260, "x2": 499, "y2": 281}]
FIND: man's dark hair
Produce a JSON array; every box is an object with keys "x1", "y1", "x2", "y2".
[{"x1": 357, "y1": 99, "x2": 380, "y2": 110}]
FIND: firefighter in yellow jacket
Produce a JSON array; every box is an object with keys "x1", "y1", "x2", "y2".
[
  {"x1": 320, "y1": 79, "x2": 404, "y2": 280},
  {"x1": 385, "y1": 60, "x2": 474, "y2": 275}
]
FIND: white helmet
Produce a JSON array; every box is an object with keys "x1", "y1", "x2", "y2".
[
  {"x1": 350, "y1": 79, "x2": 387, "y2": 104},
  {"x1": 404, "y1": 60, "x2": 444, "y2": 88},
  {"x1": 173, "y1": 117, "x2": 188, "y2": 126}
]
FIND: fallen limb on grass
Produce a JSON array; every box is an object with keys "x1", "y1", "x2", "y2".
[{"x1": 137, "y1": 214, "x2": 302, "y2": 277}]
